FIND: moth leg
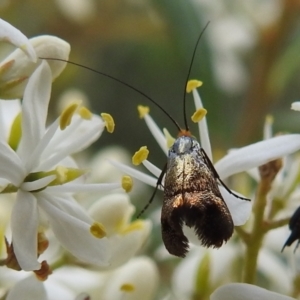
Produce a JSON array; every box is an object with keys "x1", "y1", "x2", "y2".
[
  {"x1": 136, "y1": 163, "x2": 167, "y2": 218},
  {"x1": 200, "y1": 148, "x2": 250, "y2": 202}
]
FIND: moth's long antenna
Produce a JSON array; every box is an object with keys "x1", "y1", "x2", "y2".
[
  {"x1": 182, "y1": 21, "x2": 210, "y2": 131},
  {"x1": 40, "y1": 57, "x2": 182, "y2": 132}
]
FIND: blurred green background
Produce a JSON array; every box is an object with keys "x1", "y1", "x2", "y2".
[{"x1": 1, "y1": 0, "x2": 300, "y2": 168}]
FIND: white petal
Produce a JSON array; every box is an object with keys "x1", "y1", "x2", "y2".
[
  {"x1": 44, "y1": 266, "x2": 101, "y2": 300},
  {"x1": 144, "y1": 114, "x2": 168, "y2": 155},
  {"x1": 31, "y1": 35, "x2": 70, "y2": 79},
  {"x1": 106, "y1": 222, "x2": 152, "y2": 269},
  {"x1": 109, "y1": 159, "x2": 159, "y2": 188},
  {"x1": 0, "y1": 99, "x2": 21, "y2": 141},
  {"x1": 215, "y1": 134, "x2": 300, "y2": 179},
  {"x1": 219, "y1": 186, "x2": 252, "y2": 226},
  {"x1": 142, "y1": 159, "x2": 162, "y2": 178},
  {"x1": 38, "y1": 194, "x2": 110, "y2": 266},
  {"x1": 192, "y1": 89, "x2": 212, "y2": 160},
  {"x1": 18, "y1": 61, "x2": 51, "y2": 165},
  {"x1": 39, "y1": 115, "x2": 104, "y2": 170},
  {"x1": 47, "y1": 182, "x2": 122, "y2": 193},
  {"x1": 0, "y1": 36, "x2": 70, "y2": 99},
  {"x1": 172, "y1": 248, "x2": 206, "y2": 298},
  {"x1": 0, "y1": 18, "x2": 36, "y2": 61},
  {"x1": 25, "y1": 119, "x2": 59, "y2": 171},
  {"x1": 6, "y1": 276, "x2": 47, "y2": 300},
  {"x1": 11, "y1": 191, "x2": 40, "y2": 271},
  {"x1": 39, "y1": 192, "x2": 92, "y2": 223},
  {"x1": 102, "y1": 256, "x2": 159, "y2": 300},
  {"x1": 21, "y1": 175, "x2": 56, "y2": 191},
  {"x1": 0, "y1": 139, "x2": 26, "y2": 185},
  {"x1": 210, "y1": 283, "x2": 296, "y2": 300},
  {"x1": 291, "y1": 102, "x2": 300, "y2": 111},
  {"x1": 88, "y1": 193, "x2": 135, "y2": 235}
]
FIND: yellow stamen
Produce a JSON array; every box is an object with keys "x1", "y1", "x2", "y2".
[
  {"x1": 79, "y1": 106, "x2": 92, "y2": 120},
  {"x1": 122, "y1": 175, "x2": 133, "y2": 193},
  {"x1": 90, "y1": 222, "x2": 107, "y2": 238},
  {"x1": 55, "y1": 166, "x2": 68, "y2": 184},
  {"x1": 163, "y1": 128, "x2": 175, "y2": 149},
  {"x1": 137, "y1": 105, "x2": 149, "y2": 119},
  {"x1": 24, "y1": 167, "x2": 86, "y2": 187},
  {"x1": 60, "y1": 101, "x2": 80, "y2": 130},
  {"x1": 132, "y1": 146, "x2": 149, "y2": 165},
  {"x1": 8, "y1": 112, "x2": 22, "y2": 151},
  {"x1": 49, "y1": 166, "x2": 86, "y2": 186},
  {"x1": 191, "y1": 108, "x2": 207, "y2": 123},
  {"x1": 121, "y1": 220, "x2": 144, "y2": 234},
  {"x1": 101, "y1": 113, "x2": 115, "y2": 133},
  {"x1": 120, "y1": 283, "x2": 135, "y2": 292},
  {"x1": 186, "y1": 80, "x2": 203, "y2": 93}
]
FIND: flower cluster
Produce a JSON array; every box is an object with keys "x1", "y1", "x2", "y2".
[
  {"x1": 0, "y1": 18, "x2": 158, "y2": 299},
  {"x1": 1, "y1": 15, "x2": 300, "y2": 300}
]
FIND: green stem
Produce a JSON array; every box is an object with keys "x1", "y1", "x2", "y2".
[{"x1": 242, "y1": 179, "x2": 269, "y2": 283}]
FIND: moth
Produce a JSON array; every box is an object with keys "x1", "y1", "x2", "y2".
[
  {"x1": 161, "y1": 135, "x2": 234, "y2": 257},
  {"x1": 42, "y1": 23, "x2": 250, "y2": 257}
]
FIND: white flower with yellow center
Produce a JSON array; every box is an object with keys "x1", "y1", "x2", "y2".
[
  {"x1": 0, "y1": 60, "x2": 122, "y2": 271},
  {"x1": 111, "y1": 80, "x2": 300, "y2": 240},
  {"x1": 5, "y1": 256, "x2": 159, "y2": 300},
  {"x1": 89, "y1": 193, "x2": 152, "y2": 269}
]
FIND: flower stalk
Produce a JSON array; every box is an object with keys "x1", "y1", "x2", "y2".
[{"x1": 242, "y1": 159, "x2": 282, "y2": 283}]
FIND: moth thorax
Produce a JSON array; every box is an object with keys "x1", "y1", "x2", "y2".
[{"x1": 172, "y1": 136, "x2": 194, "y2": 154}]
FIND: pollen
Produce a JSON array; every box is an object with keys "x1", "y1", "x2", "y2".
[
  {"x1": 137, "y1": 105, "x2": 149, "y2": 119},
  {"x1": 90, "y1": 222, "x2": 107, "y2": 238},
  {"x1": 191, "y1": 108, "x2": 207, "y2": 123},
  {"x1": 60, "y1": 101, "x2": 80, "y2": 130},
  {"x1": 101, "y1": 113, "x2": 115, "y2": 133},
  {"x1": 120, "y1": 283, "x2": 135, "y2": 292},
  {"x1": 79, "y1": 106, "x2": 92, "y2": 120},
  {"x1": 186, "y1": 80, "x2": 203, "y2": 93},
  {"x1": 122, "y1": 175, "x2": 133, "y2": 193},
  {"x1": 121, "y1": 220, "x2": 144, "y2": 234},
  {"x1": 163, "y1": 128, "x2": 175, "y2": 148},
  {"x1": 132, "y1": 146, "x2": 149, "y2": 165}
]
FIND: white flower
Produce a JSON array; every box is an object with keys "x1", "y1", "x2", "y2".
[
  {"x1": 0, "y1": 60, "x2": 121, "y2": 271},
  {"x1": 5, "y1": 256, "x2": 159, "y2": 300},
  {"x1": 101, "y1": 256, "x2": 159, "y2": 300},
  {"x1": 210, "y1": 283, "x2": 296, "y2": 300},
  {"x1": 0, "y1": 18, "x2": 71, "y2": 99},
  {"x1": 89, "y1": 193, "x2": 152, "y2": 269},
  {"x1": 291, "y1": 101, "x2": 300, "y2": 111},
  {"x1": 0, "y1": 18, "x2": 36, "y2": 61},
  {"x1": 110, "y1": 83, "x2": 300, "y2": 249},
  {"x1": 171, "y1": 245, "x2": 241, "y2": 299}
]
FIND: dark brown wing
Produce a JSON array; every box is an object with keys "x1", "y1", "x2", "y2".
[{"x1": 161, "y1": 140, "x2": 233, "y2": 257}]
